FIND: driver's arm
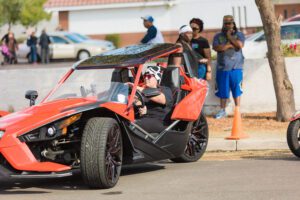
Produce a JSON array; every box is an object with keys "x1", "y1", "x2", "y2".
[
  {"x1": 137, "y1": 86, "x2": 166, "y2": 105},
  {"x1": 148, "y1": 93, "x2": 166, "y2": 105}
]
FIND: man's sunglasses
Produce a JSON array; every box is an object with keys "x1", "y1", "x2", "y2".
[
  {"x1": 144, "y1": 74, "x2": 155, "y2": 79},
  {"x1": 224, "y1": 22, "x2": 233, "y2": 25},
  {"x1": 192, "y1": 27, "x2": 200, "y2": 31}
]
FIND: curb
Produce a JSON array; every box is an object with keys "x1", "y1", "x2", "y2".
[{"x1": 207, "y1": 137, "x2": 289, "y2": 151}]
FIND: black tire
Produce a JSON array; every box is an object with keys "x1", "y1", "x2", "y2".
[
  {"x1": 171, "y1": 113, "x2": 209, "y2": 163},
  {"x1": 287, "y1": 120, "x2": 300, "y2": 158},
  {"x1": 77, "y1": 50, "x2": 90, "y2": 60},
  {"x1": 81, "y1": 117, "x2": 123, "y2": 189}
]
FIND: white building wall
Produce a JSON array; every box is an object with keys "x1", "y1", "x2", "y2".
[
  {"x1": 1, "y1": 58, "x2": 300, "y2": 113},
  {"x1": 68, "y1": 0, "x2": 263, "y2": 35}
]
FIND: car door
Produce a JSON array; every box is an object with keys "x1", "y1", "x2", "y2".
[{"x1": 50, "y1": 36, "x2": 75, "y2": 59}]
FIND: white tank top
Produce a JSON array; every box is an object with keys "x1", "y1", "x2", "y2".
[{"x1": 148, "y1": 28, "x2": 164, "y2": 44}]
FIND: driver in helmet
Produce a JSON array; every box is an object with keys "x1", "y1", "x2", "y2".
[{"x1": 135, "y1": 66, "x2": 173, "y2": 133}]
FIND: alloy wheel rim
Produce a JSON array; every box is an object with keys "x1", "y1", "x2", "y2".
[
  {"x1": 105, "y1": 125, "x2": 122, "y2": 184},
  {"x1": 185, "y1": 118, "x2": 208, "y2": 157}
]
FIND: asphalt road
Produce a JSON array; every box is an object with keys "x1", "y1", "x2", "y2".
[{"x1": 0, "y1": 150, "x2": 299, "y2": 200}]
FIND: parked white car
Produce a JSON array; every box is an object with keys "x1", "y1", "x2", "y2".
[
  {"x1": 243, "y1": 21, "x2": 300, "y2": 59},
  {"x1": 17, "y1": 32, "x2": 116, "y2": 62}
]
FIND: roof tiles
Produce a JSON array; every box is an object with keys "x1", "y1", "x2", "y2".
[{"x1": 44, "y1": 0, "x2": 162, "y2": 8}]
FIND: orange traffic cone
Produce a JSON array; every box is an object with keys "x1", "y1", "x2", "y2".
[{"x1": 225, "y1": 106, "x2": 248, "y2": 140}]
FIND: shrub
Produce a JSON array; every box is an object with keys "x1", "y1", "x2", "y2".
[
  {"x1": 105, "y1": 34, "x2": 121, "y2": 48},
  {"x1": 281, "y1": 43, "x2": 300, "y2": 57}
]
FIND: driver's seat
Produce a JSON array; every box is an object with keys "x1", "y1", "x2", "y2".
[{"x1": 160, "y1": 65, "x2": 182, "y2": 105}]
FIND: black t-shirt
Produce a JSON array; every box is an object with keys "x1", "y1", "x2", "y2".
[
  {"x1": 191, "y1": 36, "x2": 210, "y2": 59},
  {"x1": 144, "y1": 86, "x2": 173, "y2": 121}
]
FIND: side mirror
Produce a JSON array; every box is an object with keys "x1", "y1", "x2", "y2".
[{"x1": 25, "y1": 90, "x2": 38, "y2": 106}]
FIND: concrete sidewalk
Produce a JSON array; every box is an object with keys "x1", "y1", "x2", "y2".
[{"x1": 207, "y1": 131, "x2": 288, "y2": 151}]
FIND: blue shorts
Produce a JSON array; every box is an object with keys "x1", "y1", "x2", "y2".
[
  {"x1": 215, "y1": 69, "x2": 243, "y2": 99},
  {"x1": 198, "y1": 63, "x2": 207, "y2": 79}
]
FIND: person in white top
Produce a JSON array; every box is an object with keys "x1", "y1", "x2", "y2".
[{"x1": 140, "y1": 15, "x2": 164, "y2": 44}]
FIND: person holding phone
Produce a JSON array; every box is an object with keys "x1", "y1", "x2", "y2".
[
  {"x1": 190, "y1": 18, "x2": 212, "y2": 80},
  {"x1": 213, "y1": 15, "x2": 245, "y2": 119}
]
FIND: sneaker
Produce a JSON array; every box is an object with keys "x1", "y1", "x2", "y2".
[{"x1": 215, "y1": 109, "x2": 227, "y2": 119}]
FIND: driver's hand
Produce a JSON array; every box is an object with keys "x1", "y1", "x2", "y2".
[
  {"x1": 134, "y1": 96, "x2": 142, "y2": 106},
  {"x1": 126, "y1": 82, "x2": 134, "y2": 87},
  {"x1": 139, "y1": 106, "x2": 147, "y2": 116},
  {"x1": 137, "y1": 86, "x2": 144, "y2": 91}
]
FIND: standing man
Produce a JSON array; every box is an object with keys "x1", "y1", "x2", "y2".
[
  {"x1": 27, "y1": 31, "x2": 38, "y2": 64},
  {"x1": 39, "y1": 29, "x2": 51, "y2": 64},
  {"x1": 140, "y1": 15, "x2": 164, "y2": 44},
  {"x1": 213, "y1": 15, "x2": 245, "y2": 119}
]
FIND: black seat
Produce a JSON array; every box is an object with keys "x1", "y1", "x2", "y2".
[
  {"x1": 111, "y1": 68, "x2": 130, "y2": 83},
  {"x1": 160, "y1": 65, "x2": 182, "y2": 104}
]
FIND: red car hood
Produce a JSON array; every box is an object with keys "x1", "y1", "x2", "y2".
[{"x1": 0, "y1": 98, "x2": 98, "y2": 135}]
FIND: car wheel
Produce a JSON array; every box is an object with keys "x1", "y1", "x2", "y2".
[
  {"x1": 287, "y1": 120, "x2": 300, "y2": 158},
  {"x1": 77, "y1": 50, "x2": 90, "y2": 60},
  {"x1": 81, "y1": 117, "x2": 123, "y2": 188},
  {"x1": 171, "y1": 113, "x2": 209, "y2": 163}
]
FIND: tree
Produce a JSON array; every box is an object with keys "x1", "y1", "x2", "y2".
[
  {"x1": 20, "y1": 0, "x2": 51, "y2": 28},
  {"x1": 255, "y1": 0, "x2": 295, "y2": 122},
  {"x1": 0, "y1": 0, "x2": 23, "y2": 29},
  {"x1": 0, "y1": 0, "x2": 50, "y2": 30}
]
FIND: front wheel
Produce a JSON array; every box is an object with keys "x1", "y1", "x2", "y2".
[
  {"x1": 287, "y1": 120, "x2": 300, "y2": 158},
  {"x1": 77, "y1": 50, "x2": 90, "y2": 60},
  {"x1": 81, "y1": 117, "x2": 123, "y2": 188},
  {"x1": 171, "y1": 113, "x2": 209, "y2": 163}
]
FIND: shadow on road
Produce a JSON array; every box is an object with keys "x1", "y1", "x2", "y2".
[{"x1": 0, "y1": 163, "x2": 165, "y2": 194}]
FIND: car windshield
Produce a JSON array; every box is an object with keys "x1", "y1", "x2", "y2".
[
  {"x1": 64, "y1": 34, "x2": 82, "y2": 43},
  {"x1": 73, "y1": 33, "x2": 90, "y2": 41},
  {"x1": 45, "y1": 68, "x2": 129, "y2": 104},
  {"x1": 246, "y1": 31, "x2": 263, "y2": 41}
]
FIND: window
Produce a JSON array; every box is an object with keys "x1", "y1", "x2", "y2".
[
  {"x1": 284, "y1": 9, "x2": 288, "y2": 19},
  {"x1": 255, "y1": 34, "x2": 266, "y2": 42},
  {"x1": 64, "y1": 34, "x2": 81, "y2": 43},
  {"x1": 281, "y1": 25, "x2": 300, "y2": 40},
  {"x1": 51, "y1": 36, "x2": 69, "y2": 44}
]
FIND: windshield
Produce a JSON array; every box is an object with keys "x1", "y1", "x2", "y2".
[
  {"x1": 73, "y1": 33, "x2": 90, "y2": 41},
  {"x1": 246, "y1": 31, "x2": 263, "y2": 41},
  {"x1": 64, "y1": 34, "x2": 82, "y2": 43},
  {"x1": 45, "y1": 68, "x2": 129, "y2": 104}
]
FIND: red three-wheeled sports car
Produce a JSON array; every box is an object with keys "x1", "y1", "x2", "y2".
[{"x1": 0, "y1": 44, "x2": 208, "y2": 188}]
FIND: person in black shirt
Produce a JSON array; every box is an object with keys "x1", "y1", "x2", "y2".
[
  {"x1": 1, "y1": 30, "x2": 10, "y2": 44},
  {"x1": 135, "y1": 66, "x2": 173, "y2": 133},
  {"x1": 39, "y1": 29, "x2": 51, "y2": 64},
  {"x1": 190, "y1": 18, "x2": 212, "y2": 80},
  {"x1": 27, "y1": 31, "x2": 38, "y2": 64}
]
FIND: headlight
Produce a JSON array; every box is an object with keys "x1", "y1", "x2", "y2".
[
  {"x1": 19, "y1": 113, "x2": 82, "y2": 143},
  {"x1": 0, "y1": 130, "x2": 4, "y2": 139}
]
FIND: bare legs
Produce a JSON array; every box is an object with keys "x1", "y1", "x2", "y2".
[{"x1": 220, "y1": 96, "x2": 241, "y2": 109}]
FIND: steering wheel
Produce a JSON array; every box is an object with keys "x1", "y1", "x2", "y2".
[
  {"x1": 134, "y1": 89, "x2": 145, "y2": 108},
  {"x1": 128, "y1": 86, "x2": 145, "y2": 108}
]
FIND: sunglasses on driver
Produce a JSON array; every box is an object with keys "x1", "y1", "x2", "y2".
[{"x1": 144, "y1": 74, "x2": 155, "y2": 80}]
